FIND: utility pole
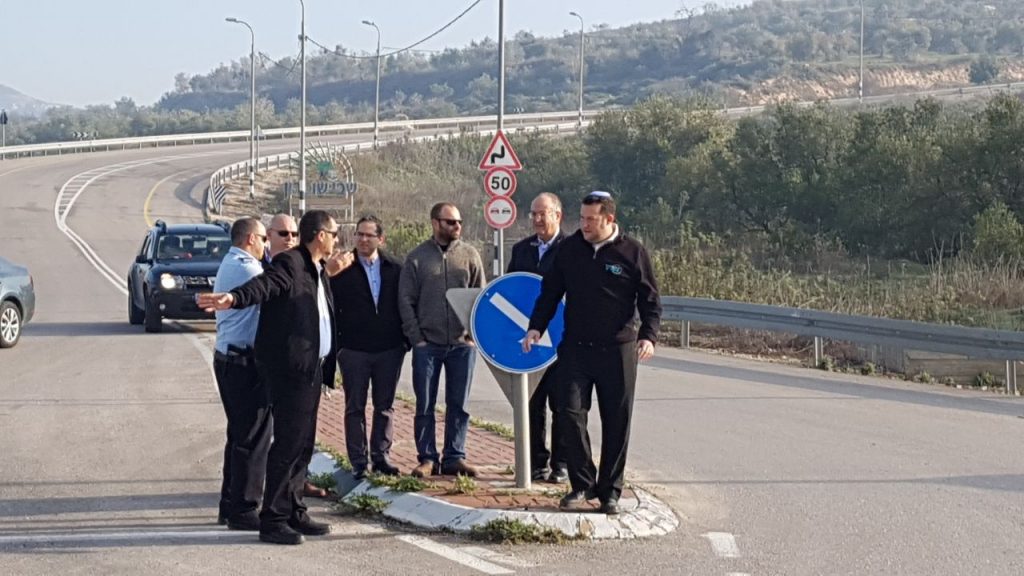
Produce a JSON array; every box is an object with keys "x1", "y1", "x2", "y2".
[
  {"x1": 859, "y1": 0, "x2": 865, "y2": 102},
  {"x1": 496, "y1": 0, "x2": 506, "y2": 278},
  {"x1": 226, "y1": 17, "x2": 257, "y2": 200},
  {"x1": 363, "y1": 20, "x2": 382, "y2": 149},
  {"x1": 299, "y1": 0, "x2": 307, "y2": 215},
  {"x1": 570, "y1": 11, "x2": 585, "y2": 130}
]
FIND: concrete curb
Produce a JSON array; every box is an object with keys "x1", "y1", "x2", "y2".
[{"x1": 311, "y1": 451, "x2": 678, "y2": 540}]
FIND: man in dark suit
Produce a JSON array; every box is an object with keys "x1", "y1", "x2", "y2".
[
  {"x1": 507, "y1": 192, "x2": 568, "y2": 484},
  {"x1": 330, "y1": 215, "x2": 407, "y2": 480},
  {"x1": 199, "y1": 210, "x2": 354, "y2": 545}
]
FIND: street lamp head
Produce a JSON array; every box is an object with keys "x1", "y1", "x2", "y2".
[
  {"x1": 362, "y1": 19, "x2": 374, "y2": 26},
  {"x1": 226, "y1": 17, "x2": 239, "y2": 23},
  {"x1": 569, "y1": 11, "x2": 580, "y2": 18}
]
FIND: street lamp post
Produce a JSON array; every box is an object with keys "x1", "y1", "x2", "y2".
[
  {"x1": 362, "y1": 20, "x2": 382, "y2": 150},
  {"x1": 569, "y1": 11, "x2": 585, "y2": 130},
  {"x1": 226, "y1": 17, "x2": 256, "y2": 200},
  {"x1": 299, "y1": 0, "x2": 307, "y2": 215},
  {"x1": 859, "y1": 0, "x2": 865, "y2": 102}
]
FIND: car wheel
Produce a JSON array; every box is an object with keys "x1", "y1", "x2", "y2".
[
  {"x1": 0, "y1": 301, "x2": 22, "y2": 348},
  {"x1": 144, "y1": 298, "x2": 162, "y2": 333},
  {"x1": 128, "y1": 283, "x2": 144, "y2": 325}
]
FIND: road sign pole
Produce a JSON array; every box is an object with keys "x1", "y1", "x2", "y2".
[
  {"x1": 513, "y1": 371, "x2": 531, "y2": 489},
  {"x1": 495, "y1": 0, "x2": 506, "y2": 278}
]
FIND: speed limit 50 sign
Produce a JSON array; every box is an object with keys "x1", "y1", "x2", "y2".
[{"x1": 484, "y1": 167, "x2": 517, "y2": 198}]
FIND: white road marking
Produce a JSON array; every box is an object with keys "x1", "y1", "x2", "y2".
[
  {"x1": 0, "y1": 529, "x2": 251, "y2": 547},
  {"x1": 460, "y1": 546, "x2": 538, "y2": 568},
  {"x1": 705, "y1": 532, "x2": 741, "y2": 558},
  {"x1": 489, "y1": 292, "x2": 551, "y2": 347},
  {"x1": 396, "y1": 535, "x2": 515, "y2": 575},
  {"x1": 726, "y1": 573, "x2": 751, "y2": 576}
]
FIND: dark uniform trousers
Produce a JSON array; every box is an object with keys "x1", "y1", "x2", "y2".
[
  {"x1": 531, "y1": 362, "x2": 566, "y2": 473},
  {"x1": 557, "y1": 341, "x2": 638, "y2": 502},
  {"x1": 337, "y1": 347, "x2": 407, "y2": 470},
  {"x1": 259, "y1": 361, "x2": 324, "y2": 529},
  {"x1": 214, "y1": 351, "x2": 273, "y2": 519}
]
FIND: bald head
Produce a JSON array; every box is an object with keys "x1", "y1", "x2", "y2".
[
  {"x1": 530, "y1": 192, "x2": 563, "y2": 242},
  {"x1": 267, "y1": 213, "x2": 298, "y2": 258}
]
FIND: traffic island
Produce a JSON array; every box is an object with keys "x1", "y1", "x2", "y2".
[{"x1": 313, "y1": 390, "x2": 679, "y2": 541}]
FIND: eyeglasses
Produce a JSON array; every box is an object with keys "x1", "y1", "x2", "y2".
[
  {"x1": 436, "y1": 218, "x2": 462, "y2": 227},
  {"x1": 256, "y1": 234, "x2": 268, "y2": 242},
  {"x1": 319, "y1": 229, "x2": 339, "y2": 238},
  {"x1": 529, "y1": 210, "x2": 555, "y2": 219},
  {"x1": 354, "y1": 232, "x2": 379, "y2": 239},
  {"x1": 273, "y1": 230, "x2": 299, "y2": 238}
]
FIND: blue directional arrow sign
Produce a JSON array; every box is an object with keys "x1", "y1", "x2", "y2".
[{"x1": 470, "y1": 272, "x2": 565, "y2": 374}]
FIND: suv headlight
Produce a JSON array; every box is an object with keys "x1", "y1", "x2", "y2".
[{"x1": 159, "y1": 273, "x2": 184, "y2": 290}]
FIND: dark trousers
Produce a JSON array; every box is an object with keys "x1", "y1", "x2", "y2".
[
  {"x1": 530, "y1": 361, "x2": 566, "y2": 473},
  {"x1": 215, "y1": 355, "x2": 273, "y2": 519},
  {"x1": 558, "y1": 341, "x2": 637, "y2": 502},
  {"x1": 259, "y1": 363, "x2": 323, "y2": 529},
  {"x1": 412, "y1": 343, "x2": 476, "y2": 464},
  {"x1": 338, "y1": 347, "x2": 406, "y2": 470}
]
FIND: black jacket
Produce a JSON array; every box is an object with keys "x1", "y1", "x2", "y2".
[
  {"x1": 507, "y1": 231, "x2": 565, "y2": 276},
  {"x1": 230, "y1": 245, "x2": 338, "y2": 388},
  {"x1": 529, "y1": 229, "x2": 662, "y2": 346},
  {"x1": 330, "y1": 249, "x2": 406, "y2": 353}
]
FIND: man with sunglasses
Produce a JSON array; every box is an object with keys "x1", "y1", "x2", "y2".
[
  {"x1": 330, "y1": 216, "x2": 406, "y2": 480},
  {"x1": 265, "y1": 213, "x2": 299, "y2": 263},
  {"x1": 264, "y1": 212, "x2": 326, "y2": 499},
  {"x1": 398, "y1": 202, "x2": 486, "y2": 478},
  {"x1": 211, "y1": 217, "x2": 270, "y2": 531},
  {"x1": 199, "y1": 210, "x2": 354, "y2": 545}
]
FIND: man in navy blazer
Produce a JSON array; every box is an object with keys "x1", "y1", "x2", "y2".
[{"x1": 506, "y1": 192, "x2": 568, "y2": 484}]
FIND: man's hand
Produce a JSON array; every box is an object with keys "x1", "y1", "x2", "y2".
[
  {"x1": 522, "y1": 329, "x2": 542, "y2": 353},
  {"x1": 321, "y1": 385, "x2": 333, "y2": 399},
  {"x1": 197, "y1": 292, "x2": 234, "y2": 312},
  {"x1": 325, "y1": 249, "x2": 355, "y2": 277},
  {"x1": 637, "y1": 339, "x2": 655, "y2": 361}
]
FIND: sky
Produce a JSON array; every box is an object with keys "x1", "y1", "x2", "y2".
[{"x1": 0, "y1": 0, "x2": 713, "y2": 107}]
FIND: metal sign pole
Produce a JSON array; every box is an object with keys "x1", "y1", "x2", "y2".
[
  {"x1": 495, "y1": 0, "x2": 506, "y2": 278},
  {"x1": 513, "y1": 372, "x2": 531, "y2": 489}
]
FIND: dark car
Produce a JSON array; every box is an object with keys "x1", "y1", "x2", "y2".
[
  {"x1": 128, "y1": 220, "x2": 232, "y2": 333},
  {"x1": 0, "y1": 257, "x2": 35, "y2": 348}
]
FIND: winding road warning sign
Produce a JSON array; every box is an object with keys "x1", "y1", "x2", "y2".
[{"x1": 478, "y1": 130, "x2": 522, "y2": 171}]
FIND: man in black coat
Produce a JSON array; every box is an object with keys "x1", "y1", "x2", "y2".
[
  {"x1": 330, "y1": 215, "x2": 407, "y2": 479},
  {"x1": 199, "y1": 210, "x2": 354, "y2": 545},
  {"x1": 525, "y1": 192, "x2": 662, "y2": 516},
  {"x1": 507, "y1": 192, "x2": 568, "y2": 484}
]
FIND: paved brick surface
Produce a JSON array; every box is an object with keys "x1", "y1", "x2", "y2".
[{"x1": 316, "y1": 389, "x2": 632, "y2": 512}]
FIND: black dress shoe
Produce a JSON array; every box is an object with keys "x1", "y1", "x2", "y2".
[
  {"x1": 546, "y1": 467, "x2": 569, "y2": 484},
  {"x1": 558, "y1": 489, "x2": 597, "y2": 510},
  {"x1": 226, "y1": 511, "x2": 261, "y2": 531},
  {"x1": 372, "y1": 460, "x2": 401, "y2": 476},
  {"x1": 352, "y1": 467, "x2": 367, "y2": 481},
  {"x1": 288, "y1": 517, "x2": 332, "y2": 536},
  {"x1": 259, "y1": 525, "x2": 305, "y2": 545},
  {"x1": 599, "y1": 499, "x2": 621, "y2": 515},
  {"x1": 531, "y1": 467, "x2": 551, "y2": 482},
  {"x1": 217, "y1": 513, "x2": 227, "y2": 526}
]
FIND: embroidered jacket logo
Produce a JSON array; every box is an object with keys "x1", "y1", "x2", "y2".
[{"x1": 605, "y1": 264, "x2": 623, "y2": 276}]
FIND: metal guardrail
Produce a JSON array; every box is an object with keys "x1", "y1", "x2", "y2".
[
  {"x1": 0, "y1": 110, "x2": 601, "y2": 159},
  {"x1": 205, "y1": 121, "x2": 583, "y2": 216},
  {"x1": 665, "y1": 296, "x2": 1022, "y2": 394}
]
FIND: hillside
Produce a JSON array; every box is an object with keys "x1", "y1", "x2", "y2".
[{"x1": 0, "y1": 84, "x2": 55, "y2": 118}]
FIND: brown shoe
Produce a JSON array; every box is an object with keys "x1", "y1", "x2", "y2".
[
  {"x1": 440, "y1": 459, "x2": 478, "y2": 478},
  {"x1": 303, "y1": 481, "x2": 328, "y2": 498},
  {"x1": 410, "y1": 461, "x2": 438, "y2": 478}
]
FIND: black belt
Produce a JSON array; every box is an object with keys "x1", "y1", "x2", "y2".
[
  {"x1": 215, "y1": 350, "x2": 253, "y2": 367},
  {"x1": 569, "y1": 340, "x2": 627, "y2": 349}
]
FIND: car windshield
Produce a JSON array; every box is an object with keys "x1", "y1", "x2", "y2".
[{"x1": 156, "y1": 233, "x2": 231, "y2": 261}]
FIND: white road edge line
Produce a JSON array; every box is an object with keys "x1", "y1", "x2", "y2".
[
  {"x1": 396, "y1": 535, "x2": 515, "y2": 575},
  {"x1": 0, "y1": 530, "x2": 249, "y2": 546},
  {"x1": 705, "y1": 532, "x2": 741, "y2": 559}
]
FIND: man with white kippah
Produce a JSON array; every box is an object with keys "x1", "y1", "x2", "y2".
[{"x1": 524, "y1": 191, "x2": 662, "y2": 516}]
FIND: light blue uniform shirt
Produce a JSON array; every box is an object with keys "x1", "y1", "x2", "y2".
[
  {"x1": 359, "y1": 254, "x2": 381, "y2": 309},
  {"x1": 214, "y1": 246, "x2": 263, "y2": 354}
]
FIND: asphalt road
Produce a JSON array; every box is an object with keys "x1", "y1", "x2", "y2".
[{"x1": 1, "y1": 135, "x2": 1022, "y2": 575}]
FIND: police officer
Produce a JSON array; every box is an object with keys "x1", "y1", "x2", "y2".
[
  {"x1": 524, "y1": 192, "x2": 661, "y2": 515},
  {"x1": 212, "y1": 217, "x2": 271, "y2": 530},
  {"x1": 507, "y1": 192, "x2": 568, "y2": 484}
]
